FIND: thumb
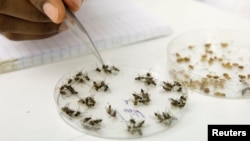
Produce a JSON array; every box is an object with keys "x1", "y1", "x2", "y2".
[{"x1": 29, "y1": 0, "x2": 66, "y2": 24}]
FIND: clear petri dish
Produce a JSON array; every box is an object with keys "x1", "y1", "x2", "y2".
[
  {"x1": 54, "y1": 64, "x2": 188, "y2": 139},
  {"x1": 167, "y1": 29, "x2": 250, "y2": 99}
]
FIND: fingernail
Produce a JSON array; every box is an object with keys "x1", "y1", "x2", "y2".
[
  {"x1": 59, "y1": 23, "x2": 68, "y2": 32},
  {"x1": 73, "y1": 0, "x2": 83, "y2": 8},
  {"x1": 43, "y1": 2, "x2": 59, "y2": 23}
]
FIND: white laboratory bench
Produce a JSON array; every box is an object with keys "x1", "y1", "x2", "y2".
[{"x1": 0, "y1": 0, "x2": 250, "y2": 141}]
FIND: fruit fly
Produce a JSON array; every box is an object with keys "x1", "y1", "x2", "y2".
[
  {"x1": 127, "y1": 118, "x2": 145, "y2": 136},
  {"x1": 135, "y1": 72, "x2": 157, "y2": 86},
  {"x1": 95, "y1": 64, "x2": 120, "y2": 75},
  {"x1": 59, "y1": 84, "x2": 78, "y2": 97},
  {"x1": 78, "y1": 96, "x2": 96, "y2": 108},
  {"x1": 169, "y1": 95, "x2": 187, "y2": 108},
  {"x1": 154, "y1": 111, "x2": 177, "y2": 126},
  {"x1": 132, "y1": 89, "x2": 150, "y2": 105},
  {"x1": 61, "y1": 106, "x2": 81, "y2": 118},
  {"x1": 106, "y1": 104, "x2": 116, "y2": 117},
  {"x1": 73, "y1": 71, "x2": 90, "y2": 84},
  {"x1": 92, "y1": 80, "x2": 110, "y2": 92},
  {"x1": 162, "y1": 81, "x2": 182, "y2": 92},
  {"x1": 81, "y1": 117, "x2": 102, "y2": 130}
]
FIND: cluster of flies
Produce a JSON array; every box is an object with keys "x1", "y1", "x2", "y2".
[
  {"x1": 174, "y1": 42, "x2": 250, "y2": 97},
  {"x1": 58, "y1": 65, "x2": 124, "y2": 132},
  {"x1": 61, "y1": 103, "x2": 117, "y2": 131},
  {"x1": 92, "y1": 64, "x2": 120, "y2": 92},
  {"x1": 58, "y1": 64, "x2": 119, "y2": 131},
  {"x1": 61, "y1": 103, "x2": 103, "y2": 130},
  {"x1": 129, "y1": 72, "x2": 187, "y2": 135},
  {"x1": 95, "y1": 64, "x2": 120, "y2": 74},
  {"x1": 57, "y1": 65, "x2": 187, "y2": 137},
  {"x1": 134, "y1": 72, "x2": 186, "y2": 107}
]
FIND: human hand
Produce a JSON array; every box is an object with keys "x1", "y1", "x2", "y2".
[{"x1": 0, "y1": 0, "x2": 83, "y2": 41}]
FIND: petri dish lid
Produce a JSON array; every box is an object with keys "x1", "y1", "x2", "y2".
[
  {"x1": 54, "y1": 63, "x2": 188, "y2": 139},
  {"x1": 167, "y1": 29, "x2": 250, "y2": 99}
]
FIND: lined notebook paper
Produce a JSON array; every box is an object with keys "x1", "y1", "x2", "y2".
[{"x1": 0, "y1": 0, "x2": 172, "y2": 74}]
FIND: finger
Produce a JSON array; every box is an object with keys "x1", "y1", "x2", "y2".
[
  {"x1": 0, "y1": 0, "x2": 51, "y2": 22},
  {"x1": 2, "y1": 32, "x2": 59, "y2": 41},
  {"x1": 0, "y1": 14, "x2": 67, "y2": 35},
  {"x1": 29, "y1": 0, "x2": 83, "y2": 23},
  {"x1": 63, "y1": 0, "x2": 84, "y2": 12},
  {"x1": 29, "y1": 0, "x2": 65, "y2": 24}
]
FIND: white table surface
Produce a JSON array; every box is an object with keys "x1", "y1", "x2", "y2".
[{"x1": 1, "y1": 0, "x2": 250, "y2": 141}]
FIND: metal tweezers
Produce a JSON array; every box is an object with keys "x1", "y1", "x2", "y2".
[{"x1": 64, "y1": 6, "x2": 104, "y2": 65}]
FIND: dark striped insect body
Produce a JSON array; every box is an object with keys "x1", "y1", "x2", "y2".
[
  {"x1": 127, "y1": 118, "x2": 145, "y2": 136},
  {"x1": 61, "y1": 106, "x2": 81, "y2": 118},
  {"x1": 132, "y1": 89, "x2": 150, "y2": 105},
  {"x1": 95, "y1": 64, "x2": 120, "y2": 75},
  {"x1": 169, "y1": 95, "x2": 187, "y2": 108},
  {"x1": 162, "y1": 81, "x2": 183, "y2": 92},
  {"x1": 106, "y1": 104, "x2": 116, "y2": 117},
  {"x1": 92, "y1": 80, "x2": 110, "y2": 92},
  {"x1": 154, "y1": 111, "x2": 177, "y2": 126},
  {"x1": 73, "y1": 71, "x2": 90, "y2": 84},
  {"x1": 59, "y1": 84, "x2": 78, "y2": 97},
  {"x1": 81, "y1": 117, "x2": 102, "y2": 130},
  {"x1": 78, "y1": 96, "x2": 96, "y2": 108},
  {"x1": 135, "y1": 72, "x2": 157, "y2": 86}
]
